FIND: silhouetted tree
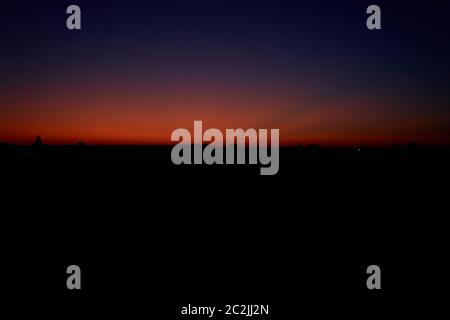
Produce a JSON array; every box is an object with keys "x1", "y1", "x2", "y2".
[
  {"x1": 32, "y1": 136, "x2": 42, "y2": 147},
  {"x1": 30, "y1": 136, "x2": 42, "y2": 157}
]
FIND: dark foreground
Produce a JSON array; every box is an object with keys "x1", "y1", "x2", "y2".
[{"x1": 1, "y1": 144, "x2": 450, "y2": 299}]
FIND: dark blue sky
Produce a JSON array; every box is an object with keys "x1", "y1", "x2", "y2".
[{"x1": 1, "y1": 1, "x2": 449, "y2": 145}]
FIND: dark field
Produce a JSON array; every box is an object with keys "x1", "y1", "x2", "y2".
[{"x1": 1, "y1": 143, "x2": 449, "y2": 299}]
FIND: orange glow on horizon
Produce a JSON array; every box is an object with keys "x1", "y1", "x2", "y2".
[{"x1": 1, "y1": 80, "x2": 450, "y2": 147}]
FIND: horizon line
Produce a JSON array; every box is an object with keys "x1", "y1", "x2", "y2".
[{"x1": 2, "y1": 141, "x2": 450, "y2": 148}]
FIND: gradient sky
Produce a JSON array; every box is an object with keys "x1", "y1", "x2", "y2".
[{"x1": 1, "y1": 0, "x2": 450, "y2": 146}]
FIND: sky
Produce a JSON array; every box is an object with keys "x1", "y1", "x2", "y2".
[{"x1": 1, "y1": 0, "x2": 450, "y2": 146}]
